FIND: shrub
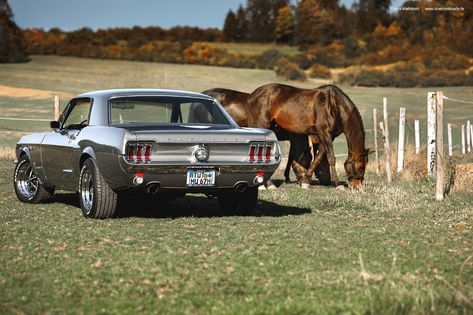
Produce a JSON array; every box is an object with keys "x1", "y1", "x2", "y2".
[
  {"x1": 275, "y1": 58, "x2": 307, "y2": 82},
  {"x1": 289, "y1": 53, "x2": 313, "y2": 70},
  {"x1": 309, "y1": 64, "x2": 331, "y2": 79},
  {"x1": 256, "y1": 49, "x2": 285, "y2": 69}
]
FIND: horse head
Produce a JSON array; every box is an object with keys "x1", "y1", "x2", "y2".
[{"x1": 344, "y1": 149, "x2": 371, "y2": 189}]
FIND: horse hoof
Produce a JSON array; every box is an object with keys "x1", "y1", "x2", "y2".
[
  {"x1": 336, "y1": 185, "x2": 346, "y2": 191},
  {"x1": 267, "y1": 184, "x2": 277, "y2": 190},
  {"x1": 258, "y1": 185, "x2": 267, "y2": 191},
  {"x1": 300, "y1": 183, "x2": 310, "y2": 190}
]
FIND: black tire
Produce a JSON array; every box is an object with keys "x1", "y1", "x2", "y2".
[
  {"x1": 13, "y1": 155, "x2": 54, "y2": 203},
  {"x1": 218, "y1": 186, "x2": 258, "y2": 216},
  {"x1": 79, "y1": 158, "x2": 117, "y2": 219}
]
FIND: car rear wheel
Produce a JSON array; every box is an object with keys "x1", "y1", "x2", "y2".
[
  {"x1": 218, "y1": 186, "x2": 258, "y2": 216},
  {"x1": 14, "y1": 155, "x2": 54, "y2": 203},
  {"x1": 79, "y1": 158, "x2": 117, "y2": 219}
]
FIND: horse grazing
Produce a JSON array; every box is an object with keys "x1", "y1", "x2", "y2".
[
  {"x1": 202, "y1": 88, "x2": 322, "y2": 185},
  {"x1": 246, "y1": 83, "x2": 369, "y2": 189}
]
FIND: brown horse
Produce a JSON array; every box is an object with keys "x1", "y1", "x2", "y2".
[
  {"x1": 246, "y1": 83, "x2": 369, "y2": 189},
  {"x1": 202, "y1": 88, "x2": 328, "y2": 185}
]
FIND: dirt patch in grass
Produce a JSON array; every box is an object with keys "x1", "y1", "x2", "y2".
[{"x1": 0, "y1": 85, "x2": 73, "y2": 100}]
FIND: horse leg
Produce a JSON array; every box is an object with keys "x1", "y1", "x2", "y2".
[
  {"x1": 306, "y1": 137, "x2": 342, "y2": 188},
  {"x1": 284, "y1": 145, "x2": 293, "y2": 183}
]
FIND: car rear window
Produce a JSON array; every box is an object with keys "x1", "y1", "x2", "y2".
[{"x1": 109, "y1": 96, "x2": 231, "y2": 127}]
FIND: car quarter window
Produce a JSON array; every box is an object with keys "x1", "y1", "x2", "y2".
[
  {"x1": 110, "y1": 96, "x2": 230, "y2": 126},
  {"x1": 62, "y1": 99, "x2": 92, "y2": 129}
]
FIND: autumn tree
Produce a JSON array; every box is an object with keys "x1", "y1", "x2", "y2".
[
  {"x1": 275, "y1": 6, "x2": 294, "y2": 43},
  {"x1": 0, "y1": 0, "x2": 28, "y2": 62},
  {"x1": 295, "y1": 0, "x2": 336, "y2": 46}
]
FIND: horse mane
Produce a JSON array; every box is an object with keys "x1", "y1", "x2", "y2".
[{"x1": 324, "y1": 85, "x2": 366, "y2": 153}]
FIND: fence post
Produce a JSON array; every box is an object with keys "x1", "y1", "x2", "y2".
[
  {"x1": 54, "y1": 95, "x2": 60, "y2": 121},
  {"x1": 462, "y1": 125, "x2": 466, "y2": 154},
  {"x1": 467, "y1": 120, "x2": 471, "y2": 152},
  {"x1": 383, "y1": 97, "x2": 392, "y2": 184},
  {"x1": 447, "y1": 123, "x2": 453, "y2": 156},
  {"x1": 435, "y1": 91, "x2": 444, "y2": 201},
  {"x1": 414, "y1": 120, "x2": 420, "y2": 154},
  {"x1": 470, "y1": 125, "x2": 473, "y2": 149},
  {"x1": 427, "y1": 92, "x2": 436, "y2": 175},
  {"x1": 373, "y1": 109, "x2": 380, "y2": 175},
  {"x1": 397, "y1": 107, "x2": 406, "y2": 173}
]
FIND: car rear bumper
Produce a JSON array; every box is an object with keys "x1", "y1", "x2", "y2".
[{"x1": 108, "y1": 158, "x2": 280, "y2": 191}]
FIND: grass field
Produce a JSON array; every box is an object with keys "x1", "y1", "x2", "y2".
[
  {"x1": 1, "y1": 159, "x2": 472, "y2": 314},
  {"x1": 1, "y1": 56, "x2": 473, "y2": 314},
  {"x1": 207, "y1": 42, "x2": 299, "y2": 56}
]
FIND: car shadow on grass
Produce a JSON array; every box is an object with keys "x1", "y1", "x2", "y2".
[{"x1": 50, "y1": 192, "x2": 311, "y2": 219}]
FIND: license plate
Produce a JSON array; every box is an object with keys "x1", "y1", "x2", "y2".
[{"x1": 186, "y1": 169, "x2": 215, "y2": 187}]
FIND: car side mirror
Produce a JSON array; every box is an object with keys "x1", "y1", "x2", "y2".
[{"x1": 50, "y1": 121, "x2": 60, "y2": 129}]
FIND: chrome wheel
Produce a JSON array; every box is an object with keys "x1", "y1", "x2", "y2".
[
  {"x1": 80, "y1": 168, "x2": 94, "y2": 214},
  {"x1": 15, "y1": 159, "x2": 38, "y2": 200}
]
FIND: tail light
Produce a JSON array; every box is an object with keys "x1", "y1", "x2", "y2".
[
  {"x1": 248, "y1": 143, "x2": 277, "y2": 163},
  {"x1": 126, "y1": 142, "x2": 153, "y2": 163}
]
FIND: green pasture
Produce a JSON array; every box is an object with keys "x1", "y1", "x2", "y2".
[
  {"x1": 1, "y1": 159, "x2": 472, "y2": 314},
  {"x1": 0, "y1": 56, "x2": 472, "y2": 155},
  {"x1": 207, "y1": 42, "x2": 299, "y2": 56}
]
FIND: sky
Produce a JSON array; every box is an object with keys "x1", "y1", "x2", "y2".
[{"x1": 9, "y1": 0, "x2": 405, "y2": 31}]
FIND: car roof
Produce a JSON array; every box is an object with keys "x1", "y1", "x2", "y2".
[{"x1": 76, "y1": 89, "x2": 214, "y2": 100}]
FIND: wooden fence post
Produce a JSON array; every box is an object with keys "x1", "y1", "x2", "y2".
[
  {"x1": 435, "y1": 91, "x2": 444, "y2": 201},
  {"x1": 427, "y1": 92, "x2": 436, "y2": 176},
  {"x1": 462, "y1": 125, "x2": 466, "y2": 154},
  {"x1": 383, "y1": 97, "x2": 392, "y2": 184},
  {"x1": 373, "y1": 109, "x2": 380, "y2": 175},
  {"x1": 397, "y1": 107, "x2": 406, "y2": 173},
  {"x1": 414, "y1": 120, "x2": 420, "y2": 154},
  {"x1": 447, "y1": 123, "x2": 453, "y2": 156},
  {"x1": 467, "y1": 120, "x2": 471, "y2": 152},
  {"x1": 54, "y1": 95, "x2": 60, "y2": 121}
]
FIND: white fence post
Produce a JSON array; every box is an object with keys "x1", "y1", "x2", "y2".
[
  {"x1": 462, "y1": 125, "x2": 466, "y2": 154},
  {"x1": 435, "y1": 91, "x2": 444, "y2": 201},
  {"x1": 373, "y1": 109, "x2": 380, "y2": 175},
  {"x1": 54, "y1": 95, "x2": 60, "y2": 121},
  {"x1": 383, "y1": 97, "x2": 392, "y2": 184},
  {"x1": 447, "y1": 123, "x2": 453, "y2": 156},
  {"x1": 427, "y1": 92, "x2": 436, "y2": 175},
  {"x1": 414, "y1": 120, "x2": 420, "y2": 154},
  {"x1": 470, "y1": 125, "x2": 473, "y2": 149},
  {"x1": 467, "y1": 120, "x2": 471, "y2": 152},
  {"x1": 397, "y1": 107, "x2": 406, "y2": 173}
]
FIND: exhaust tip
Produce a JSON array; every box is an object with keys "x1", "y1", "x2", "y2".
[
  {"x1": 234, "y1": 182, "x2": 248, "y2": 193},
  {"x1": 146, "y1": 182, "x2": 160, "y2": 194}
]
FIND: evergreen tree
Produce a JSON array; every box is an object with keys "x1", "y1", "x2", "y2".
[
  {"x1": 235, "y1": 5, "x2": 249, "y2": 41},
  {"x1": 0, "y1": 0, "x2": 29, "y2": 62},
  {"x1": 247, "y1": 0, "x2": 273, "y2": 42},
  {"x1": 223, "y1": 10, "x2": 238, "y2": 41},
  {"x1": 275, "y1": 6, "x2": 294, "y2": 43},
  {"x1": 354, "y1": 0, "x2": 391, "y2": 34}
]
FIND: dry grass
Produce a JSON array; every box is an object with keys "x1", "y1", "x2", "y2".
[{"x1": 0, "y1": 146, "x2": 15, "y2": 160}]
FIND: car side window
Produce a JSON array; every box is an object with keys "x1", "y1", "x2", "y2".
[{"x1": 62, "y1": 100, "x2": 92, "y2": 130}]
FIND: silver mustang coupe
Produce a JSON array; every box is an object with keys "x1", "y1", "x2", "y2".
[{"x1": 13, "y1": 89, "x2": 281, "y2": 218}]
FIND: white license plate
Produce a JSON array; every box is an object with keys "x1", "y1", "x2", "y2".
[{"x1": 186, "y1": 169, "x2": 215, "y2": 187}]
